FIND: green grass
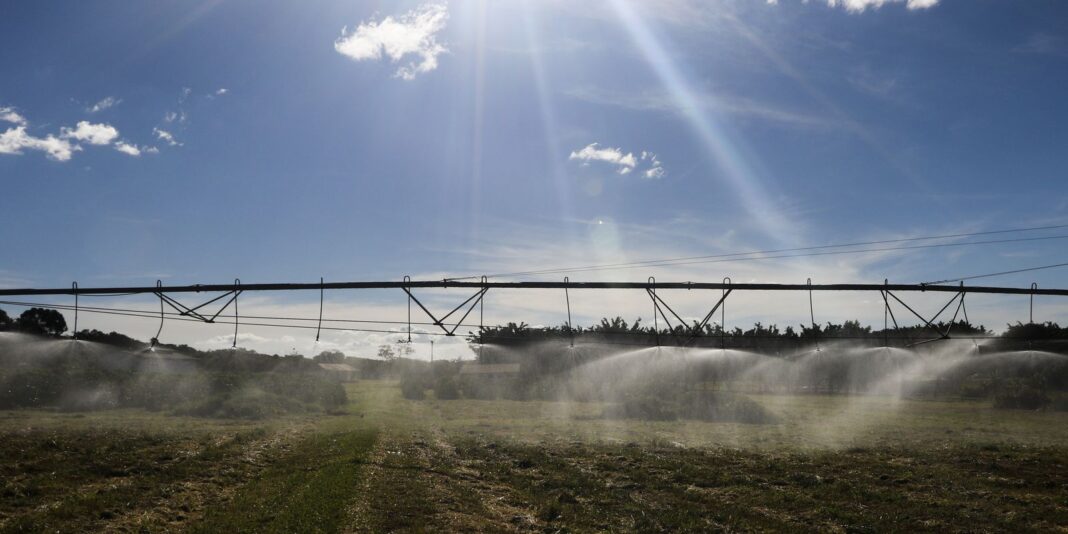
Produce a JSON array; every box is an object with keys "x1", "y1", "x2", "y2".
[
  {"x1": 3, "y1": 381, "x2": 1068, "y2": 532},
  {"x1": 0, "y1": 412, "x2": 276, "y2": 532},
  {"x1": 192, "y1": 427, "x2": 378, "y2": 533}
]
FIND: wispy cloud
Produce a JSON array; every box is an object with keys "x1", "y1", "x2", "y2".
[
  {"x1": 87, "y1": 96, "x2": 121, "y2": 113},
  {"x1": 769, "y1": 0, "x2": 940, "y2": 12},
  {"x1": 334, "y1": 2, "x2": 450, "y2": 80},
  {"x1": 641, "y1": 151, "x2": 666, "y2": 179},
  {"x1": 0, "y1": 106, "x2": 28, "y2": 126},
  {"x1": 569, "y1": 143, "x2": 667, "y2": 179},
  {"x1": 566, "y1": 86, "x2": 848, "y2": 131},
  {"x1": 849, "y1": 65, "x2": 897, "y2": 95},
  {"x1": 162, "y1": 87, "x2": 193, "y2": 124},
  {"x1": 113, "y1": 141, "x2": 158, "y2": 157},
  {"x1": 113, "y1": 142, "x2": 140, "y2": 156},
  {"x1": 1014, "y1": 33, "x2": 1068, "y2": 58},
  {"x1": 153, "y1": 127, "x2": 181, "y2": 147}
]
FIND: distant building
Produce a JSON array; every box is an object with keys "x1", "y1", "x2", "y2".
[{"x1": 318, "y1": 363, "x2": 358, "y2": 382}]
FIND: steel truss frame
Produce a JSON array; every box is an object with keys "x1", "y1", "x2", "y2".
[
  {"x1": 402, "y1": 276, "x2": 489, "y2": 337},
  {"x1": 645, "y1": 277, "x2": 732, "y2": 346},
  {"x1": 7, "y1": 277, "x2": 1062, "y2": 348}
]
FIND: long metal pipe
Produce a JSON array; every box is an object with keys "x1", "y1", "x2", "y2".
[{"x1": 1, "y1": 280, "x2": 1066, "y2": 296}]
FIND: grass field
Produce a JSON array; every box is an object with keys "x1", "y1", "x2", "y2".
[{"x1": 3, "y1": 380, "x2": 1068, "y2": 532}]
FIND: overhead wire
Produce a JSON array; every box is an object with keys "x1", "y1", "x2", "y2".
[
  {"x1": 446, "y1": 224, "x2": 1068, "y2": 280},
  {"x1": 475, "y1": 234, "x2": 1068, "y2": 279},
  {"x1": 921, "y1": 261, "x2": 1068, "y2": 286}
]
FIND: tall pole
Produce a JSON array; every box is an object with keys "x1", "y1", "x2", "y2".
[{"x1": 430, "y1": 340, "x2": 434, "y2": 363}]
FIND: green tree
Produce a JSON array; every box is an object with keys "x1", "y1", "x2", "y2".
[
  {"x1": 17, "y1": 308, "x2": 67, "y2": 337},
  {"x1": 394, "y1": 340, "x2": 415, "y2": 359},
  {"x1": 377, "y1": 344, "x2": 396, "y2": 361},
  {"x1": 313, "y1": 350, "x2": 346, "y2": 364}
]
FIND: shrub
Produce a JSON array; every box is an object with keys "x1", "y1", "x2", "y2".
[
  {"x1": 678, "y1": 391, "x2": 778, "y2": 424},
  {"x1": 57, "y1": 385, "x2": 120, "y2": 412},
  {"x1": 434, "y1": 374, "x2": 460, "y2": 400},
  {"x1": 399, "y1": 370, "x2": 429, "y2": 400},
  {"x1": 603, "y1": 390, "x2": 777, "y2": 424},
  {"x1": 174, "y1": 387, "x2": 313, "y2": 420},
  {"x1": 0, "y1": 368, "x2": 66, "y2": 408},
  {"x1": 994, "y1": 386, "x2": 1051, "y2": 410},
  {"x1": 120, "y1": 373, "x2": 212, "y2": 411},
  {"x1": 605, "y1": 395, "x2": 679, "y2": 421},
  {"x1": 0, "y1": 363, "x2": 346, "y2": 416}
]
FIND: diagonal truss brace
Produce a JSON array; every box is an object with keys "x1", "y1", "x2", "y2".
[
  {"x1": 403, "y1": 286, "x2": 489, "y2": 336},
  {"x1": 884, "y1": 285, "x2": 966, "y2": 346},
  {"x1": 646, "y1": 287, "x2": 732, "y2": 346},
  {"x1": 155, "y1": 289, "x2": 242, "y2": 324}
]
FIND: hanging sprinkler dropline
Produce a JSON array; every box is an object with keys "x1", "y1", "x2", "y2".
[
  {"x1": 564, "y1": 277, "x2": 574, "y2": 348},
  {"x1": 152, "y1": 280, "x2": 164, "y2": 348},
  {"x1": 71, "y1": 281, "x2": 78, "y2": 340},
  {"x1": 315, "y1": 277, "x2": 324, "y2": 343},
  {"x1": 404, "y1": 275, "x2": 412, "y2": 344},
  {"x1": 808, "y1": 278, "x2": 820, "y2": 353},
  {"x1": 721, "y1": 277, "x2": 729, "y2": 349},
  {"x1": 232, "y1": 278, "x2": 241, "y2": 348},
  {"x1": 649, "y1": 277, "x2": 659, "y2": 347},
  {"x1": 1031, "y1": 282, "x2": 1038, "y2": 324}
]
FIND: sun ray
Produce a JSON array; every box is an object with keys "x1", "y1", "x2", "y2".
[{"x1": 605, "y1": 0, "x2": 800, "y2": 245}]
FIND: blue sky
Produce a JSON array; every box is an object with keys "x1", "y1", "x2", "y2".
[{"x1": 2, "y1": 0, "x2": 1067, "y2": 357}]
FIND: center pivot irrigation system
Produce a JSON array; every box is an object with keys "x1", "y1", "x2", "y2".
[{"x1": 1, "y1": 277, "x2": 1066, "y2": 350}]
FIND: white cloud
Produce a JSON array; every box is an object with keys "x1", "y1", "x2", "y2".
[
  {"x1": 144, "y1": 146, "x2": 160, "y2": 154},
  {"x1": 0, "y1": 126, "x2": 79, "y2": 161},
  {"x1": 0, "y1": 106, "x2": 27, "y2": 126},
  {"x1": 162, "y1": 110, "x2": 188, "y2": 124},
  {"x1": 161, "y1": 87, "x2": 193, "y2": 124},
  {"x1": 641, "y1": 151, "x2": 666, "y2": 180},
  {"x1": 215, "y1": 88, "x2": 228, "y2": 96},
  {"x1": 0, "y1": 108, "x2": 149, "y2": 162},
  {"x1": 153, "y1": 127, "x2": 181, "y2": 146},
  {"x1": 334, "y1": 2, "x2": 449, "y2": 80},
  {"x1": 570, "y1": 143, "x2": 665, "y2": 178},
  {"x1": 61, "y1": 121, "x2": 119, "y2": 145},
  {"x1": 570, "y1": 143, "x2": 637, "y2": 174},
  {"x1": 114, "y1": 141, "x2": 141, "y2": 157},
  {"x1": 825, "y1": 0, "x2": 939, "y2": 12},
  {"x1": 88, "y1": 96, "x2": 121, "y2": 113}
]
